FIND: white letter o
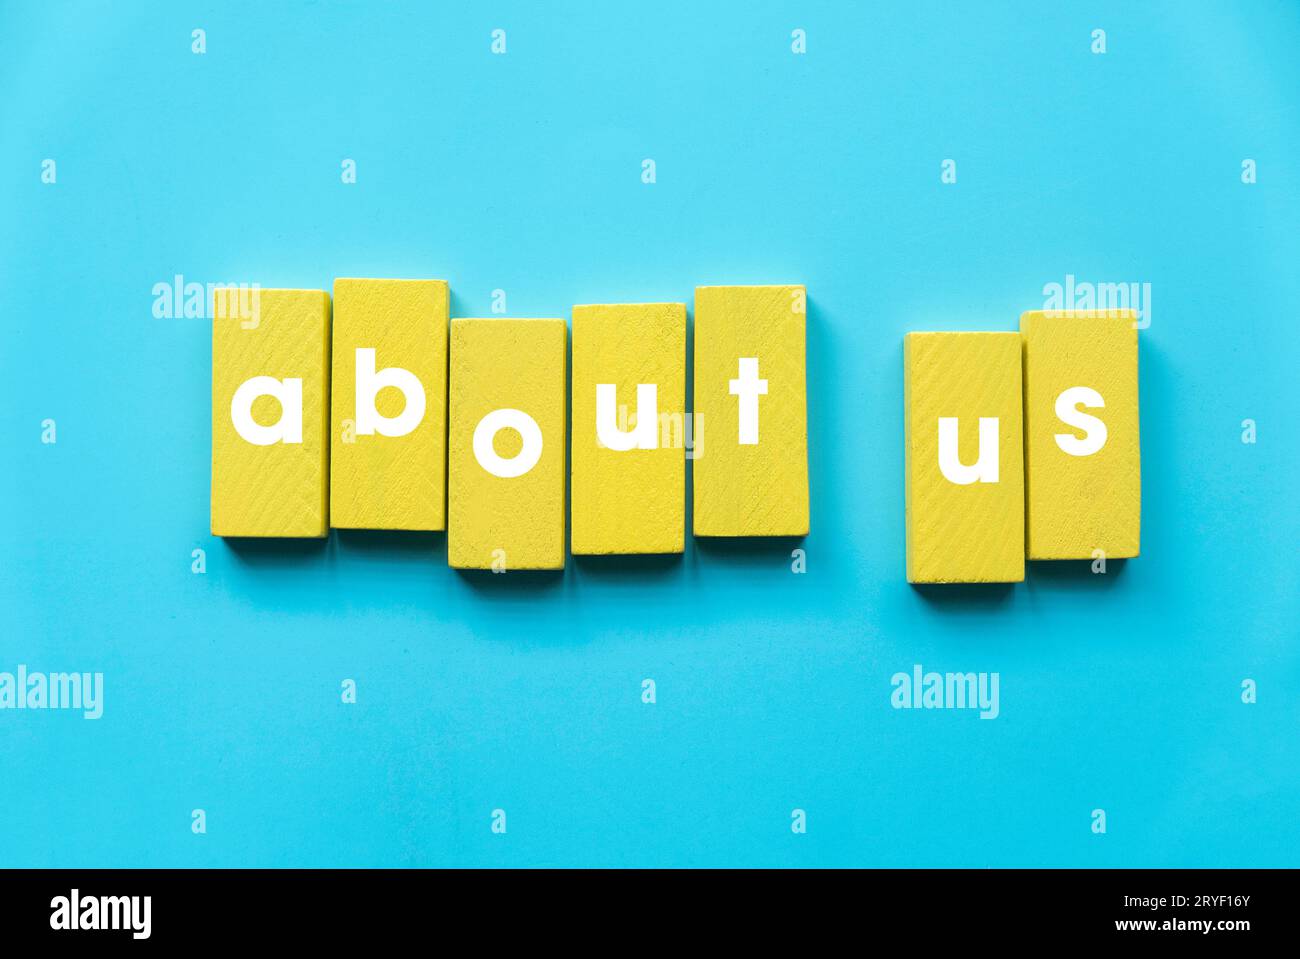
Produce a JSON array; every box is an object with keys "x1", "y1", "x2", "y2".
[{"x1": 472, "y1": 408, "x2": 543, "y2": 478}]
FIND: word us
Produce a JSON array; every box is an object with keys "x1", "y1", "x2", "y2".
[
  {"x1": 210, "y1": 281, "x2": 1140, "y2": 581},
  {"x1": 904, "y1": 313, "x2": 1140, "y2": 582},
  {"x1": 212, "y1": 282, "x2": 808, "y2": 570}
]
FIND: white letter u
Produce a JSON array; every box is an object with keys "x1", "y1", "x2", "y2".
[
  {"x1": 595, "y1": 384, "x2": 659, "y2": 451},
  {"x1": 937, "y1": 417, "x2": 999, "y2": 484}
]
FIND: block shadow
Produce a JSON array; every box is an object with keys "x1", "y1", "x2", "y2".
[
  {"x1": 573, "y1": 551, "x2": 683, "y2": 581},
  {"x1": 692, "y1": 534, "x2": 806, "y2": 569},
  {"x1": 1026, "y1": 557, "x2": 1128, "y2": 589},
  {"x1": 335, "y1": 528, "x2": 445, "y2": 558},
  {"x1": 912, "y1": 581, "x2": 1015, "y2": 610},
  {"x1": 223, "y1": 536, "x2": 329, "y2": 566},
  {"x1": 909, "y1": 558, "x2": 1128, "y2": 608},
  {"x1": 453, "y1": 566, "x2": 565, "y2": 596}
]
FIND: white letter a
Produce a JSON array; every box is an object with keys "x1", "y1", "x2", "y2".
[{"x1": 231, "y1": 376, "x2": 302, "y2": 446}]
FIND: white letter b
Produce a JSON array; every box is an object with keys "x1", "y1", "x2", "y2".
[{"x1": 355, "y1": 348, "x2": 425, "y2": 438}]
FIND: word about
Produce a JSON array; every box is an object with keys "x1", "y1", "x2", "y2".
[{"x1": 211, "y1": 282, "x2": 808, "y2": 569}]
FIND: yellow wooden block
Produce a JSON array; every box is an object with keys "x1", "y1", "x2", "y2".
[
  {"x1": 904, "y1": 332, "x2": 1024, "y2": 583},
  {"x1": 447, "y1": 318, "x2": 567, "y2": 569},
  {"x1": 692, "y1": 285, "x2": 809, "y2": 537},
  {"x1": 571, "y1": 303, "x2": 686, "y2": 554},
  {"x1": 329, "y1": 278, "x2": 448, "y2": 531},
  {"x1": 1021, "y1": 310, "x2": 1140, "y2": 560},
  {"x1": 211, "y1": 288, "x2": 330, "y2": 538}
]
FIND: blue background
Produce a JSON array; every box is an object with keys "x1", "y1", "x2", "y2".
[{"x1": 1, "y1": 1, "x2": 1297, "y2": 867}]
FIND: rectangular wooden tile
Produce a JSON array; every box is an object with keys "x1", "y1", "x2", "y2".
[
  {"x1": 330, "y1": 278, "x2": 448, "y2": 530},
  {"x1": 1021, "y1": 309, "x2": 1140, "y2": 560},
  {"x1": 211, "y1": 288, "x2": 330, "y2": 537},
  {"x1": 447, "y1": 318, "x2": 567, "y2": 569},
  {"x1": 571, "y1": 303, "x2": 686, "y2": 555},
  {"x1": 692, "y1": 284, "x2": 809, "y2": 536},
  {"x1": 904, "y1": 331, "x2": 1024, "y2": 583}
]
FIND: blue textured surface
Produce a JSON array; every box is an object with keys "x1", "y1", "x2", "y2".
[{"x1": 1, "y1": 1, "x2": 1297, "y2": 867}]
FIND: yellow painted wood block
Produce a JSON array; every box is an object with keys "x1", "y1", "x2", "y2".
[
  {"x1": 211, "y1": 288, "x2": 330, "y2": 537},
  {"x1": 571, "y1": 303, "x2": 686, "y2": 554},
  {"x1": 447, "y1": 318, "x2": 567, "y2": 569},
  {"x1": 1021, "y1": 309, "x2": 1140, "y2": 560},
  {"x1": 329, "y1": 278, "x2": 448, "y2": 530},
  {"x1": 904, "y1": 332, "x2": 1024, "y2": 583},
  {"x1": 692, "y1": 285, "x2": 809, "y2": 537}
]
